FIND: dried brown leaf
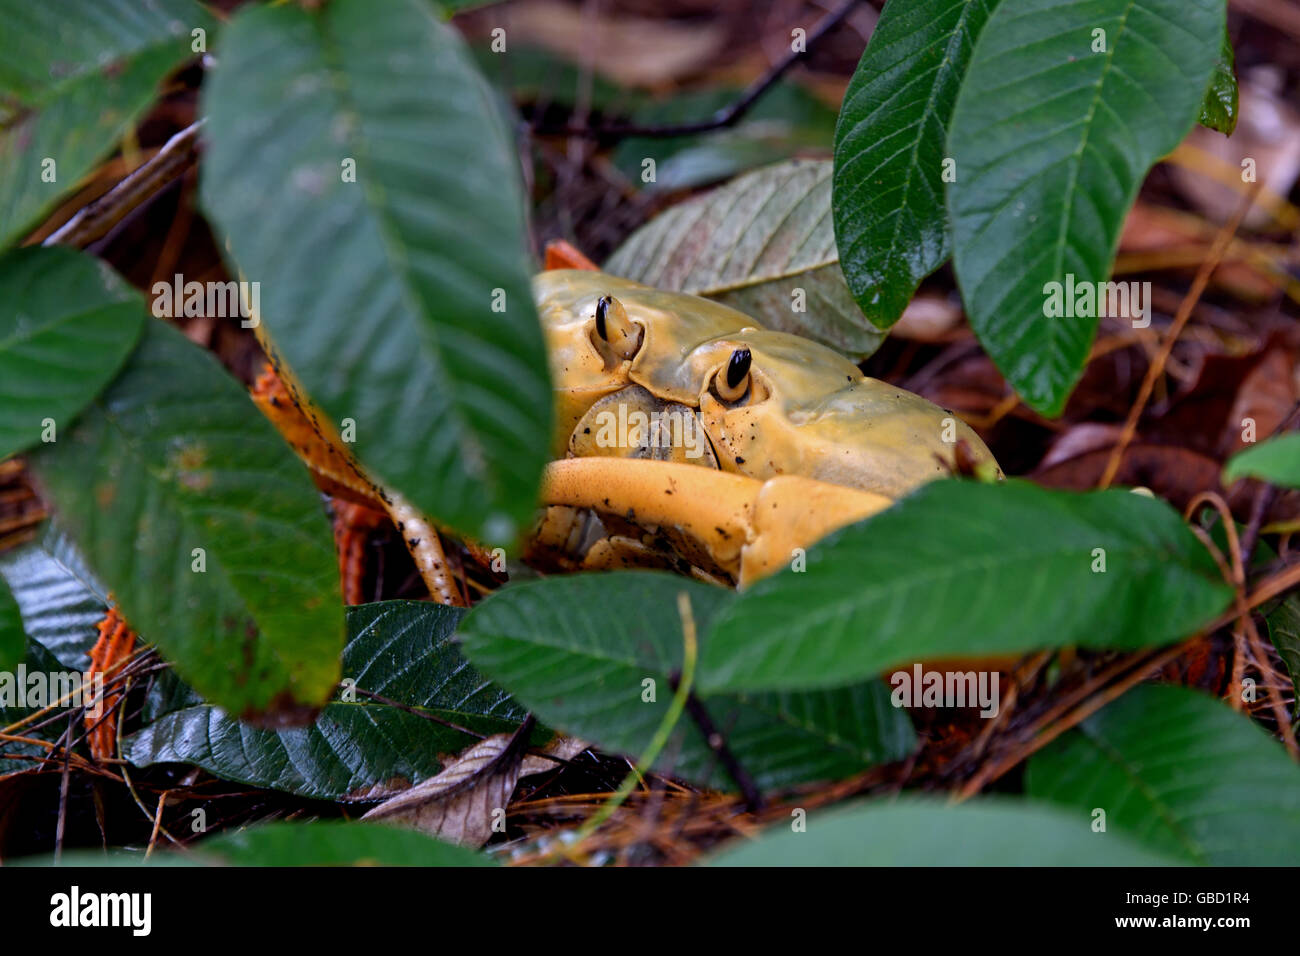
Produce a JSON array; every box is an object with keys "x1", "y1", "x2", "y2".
[{"x1": 362, "y1": 731, "x2": 587, "y2": 847}]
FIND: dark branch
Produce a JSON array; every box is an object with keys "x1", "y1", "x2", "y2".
[
  {"x1": 671, "y1": 671, "x2": 764, "y2": 812},
  {"x1": 531, "y1": 0, "x2": 865, "y2": 140}
]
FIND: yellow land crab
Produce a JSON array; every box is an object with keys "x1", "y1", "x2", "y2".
[{"x1": 251, "y1": 243, "x2": 1001, "y2": 604}]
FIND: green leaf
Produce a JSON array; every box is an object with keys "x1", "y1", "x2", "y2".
[
  {"x1": 0, "y1": 522, "x2": 107, "y2": 669},
  {"x1": 459, "y1": 572, "x2": 916, "y2": 790},
  {"x1": 125, "y1": 601, "x2": 527, "y2": 800},
  {"x1": 190, "y1": 821, "x2": 494, "y2": 867},
  {"x1": 1198, "y1": 29, "x2": 1237, "y2": 136},
  {"x1": 604, "y1": 160, "x2": 886, "y2": 358},
  {"x1": 0, "y1": 247, "x2": 145, "y2": 459},
  {"x1": 948, "y1": 0, "x2": 1226, "y2": 416},
  {"x1": 0, "y1": 638, "x2": 68, "y2": 774},
  {"x1": 705, "y1": 797, "x2": 1180, "y2": 865},
  {"x1": 701, "y1": 480, "x2": 1234, "y2": 692},
  {"x1": 0, "y1": 574, "x2": 23, "y2": 673},
  {"x1": 0, "y1": 0, "x2": 210, "y2": 247},
  {"x1": 1026, "y1": 684, "x2": 1300, "y2": 865},
  {"x1": 30, "y1": 320, "x2": 343, "y2": 720},
  {"x1": 1264, "y1": 597, "x2": 1300, "y2": 707},
  {"x1": 832, "y1": 0, "x2": 1000, "y2": 329},
  {"x1": 200, "y1": 0, "x2": 550, "y2": 546},
  {"x1": 434, "y1": 0, "x2": 503, "y2": 14},
  {"x1": 1222, "y1": 433, "x2": 1300, "y2": 487}
]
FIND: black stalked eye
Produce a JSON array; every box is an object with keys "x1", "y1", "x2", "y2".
[
  {"x1": 726, "y1": 348, "x2": 752, "y2": 390},
  {"x1": 591, "y1": 294, "x2": 641, "y2": 360},
  {"x1": 715, "y1": 347, "x2": 752, "y2": 402}
]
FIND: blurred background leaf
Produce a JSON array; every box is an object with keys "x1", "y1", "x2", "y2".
[
  {"x1": 180, "y1": 820, "x2": 494, "y2": 867},
  {"x1": 0, "y1": 0, "x2": 212, "y2": 247},
  {"x1": 705, "y1": 798, "x2": 1180, "y2": 865},
  {"x1": 0, "y1": 574, "x2": 23, "y2": 674},
  {"x1": 615, "y1": 82, "x2": 838, "y2": 193},
  {"x1": 1223, "y1": 433, "x2": 1300, "y2": 487}
]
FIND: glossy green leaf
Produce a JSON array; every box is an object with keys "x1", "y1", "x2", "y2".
[
  {"x1": 189, "y1": 821, "x2": 493, "y2": 867},
  {"x1": 0, "y1": 0, "x2": 209, "y2": 247},
  {"x1": 125, "y1": 601, "x2": 527, "y2": 800},
  {"x1": 0, "y1": 522, "x2": 106, "y2": 670},
  {"x1": 30, "y1": 320, "x2": 343, "y2": 720},
  {"x1": 1222, "y1": 433, "x2": 1300, "y2": 487},
  {"x1": 1198, "y1": 29, "x2": 1237, "y2": 136},
  {"x1": 0, "y1": 574, "x2": 22, "y2": 673},
  {"x1": 706, "y1": 798, "x2": 1180, "y2": 865},
  {"x1": 459, "y1": 573, "x2": 916, "y2": 791},
  {"x1": 701, "y1": 480, "x2": 1234, "y2": 692},
  {"x1": 605, "y1": 160, "x2": 886, "y2": 358},
  {"x1": 200, "y1": 0, "x2": 550, "y2": 546},
  {"x1": 832, "y1": 0, "x2": 1000, "y2": 329},
  {"x1": 0, "y1": 247, "x2": 145, "y2": 459},
  {"x1": 0, "y1": 638, "x2": 68, "y2": 775},
  {"x1": 1027, "y1": 684, "x2": 1300, "y2": 865},
  {"x1": 948, "y1": 0, "x2": 1226, "y2": 416}
]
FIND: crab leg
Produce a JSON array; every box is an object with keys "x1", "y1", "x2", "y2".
[
  {"x1": 539, "y1": 458, "x2": 892, "y2": 586},
  {"x1": 250, "y1": 363, "x2": 464, "y2": 606}
]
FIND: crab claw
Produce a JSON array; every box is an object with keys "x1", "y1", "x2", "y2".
[{"x1": 538, "y1": 458, "x2": 892, "y2": 587}]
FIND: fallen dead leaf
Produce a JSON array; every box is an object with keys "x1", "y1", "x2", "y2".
[
  {"x1": 1222, "y1": 345, "x2": 1299, "y2": 457},
  {"x1": 1032, "y1": 442, "x2": 1247, "y2": 513},
  {"x1": 362, "y1": 730, "x2": 588, "y2": 847},
  {"x1": 892, "y1": 294, "x2": 964, "y2": 342},
  {"x1": 1170, "y1": 69, "x2": 1300, "y2": 231}
]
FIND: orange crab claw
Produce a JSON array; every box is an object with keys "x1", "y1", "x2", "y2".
[
  {"x1": 544, "y1": 239, "x2": 600, "y2": 272},
  {"x1": 538, "y1": 457, "x2": 892, "y2": 587}
]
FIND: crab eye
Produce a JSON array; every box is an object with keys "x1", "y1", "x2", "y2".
[
  {"x1": 715, "y1": 347, "x2": 752, "y2": 402},
  {"x1": 595, "y1": 295, "x2": 613, "y2": 339},
  {"x1": 594, "y1": 294, "x2": 642, "y2": 360}
]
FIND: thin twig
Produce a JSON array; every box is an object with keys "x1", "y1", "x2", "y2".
[
  {"x1": 678, "y1": 688, "x2": 763, "y2": 812},
  {"x1": 145, "y1": 790, "x2": 173, "y2": 860},
  {"x1": 42, "y1": 120, "x2": 204, "y2": 249},
  {"x1": 1240, "y1": 484, "x2": 1280, "y2": 571},
  {"x1": 53, "y1": 710, "x2": 75, "y2": 863},
  {"x1": 1099, "y1": 183, "x2": 1261, "y2": 488},
  {"x1": 956, "y1": 643, "x2": 1189, "y2": 799}
]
